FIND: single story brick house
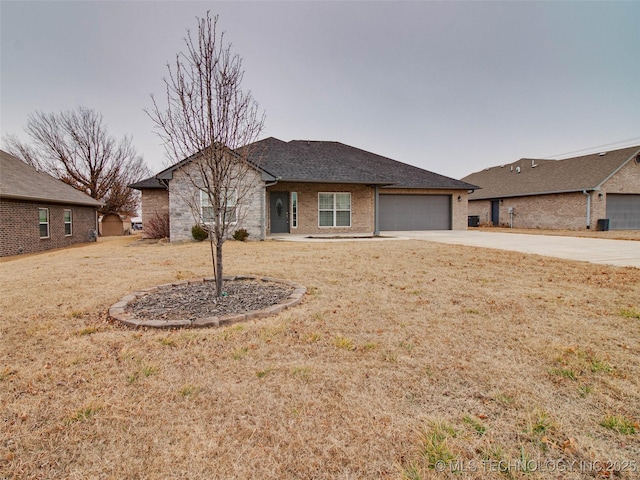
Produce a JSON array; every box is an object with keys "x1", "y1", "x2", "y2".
[
  {"x1": 462, "y1": 145, "x2": 640, "y2": 230},
  {"x1": 0, "y1": 149, "x2": 102, "y2": 257},
  {"x1": 130, "y1": 137, "x2": 477, "y2": 241}
]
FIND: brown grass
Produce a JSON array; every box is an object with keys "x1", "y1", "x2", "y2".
[{"x1": 1, "y1": 235, "x2": 639, "y2": 479}]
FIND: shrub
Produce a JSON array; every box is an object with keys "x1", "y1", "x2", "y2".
[
  {"x1": 144, "y1": 212, "x2": 170, "y2": 239},
  {"x1": 191, "y1": 224, "x2": 209, "y2": 242},
  {"x1": 233, "y1": 228, "x2": 249, "y2": 241}
]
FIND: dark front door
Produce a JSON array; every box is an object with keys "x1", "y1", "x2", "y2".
[
  {"x1": 491, "y1": 200, "x2": 500, "y2": 226},
  {"x1": 270, "y1": 192, "x2": 289, "y2": 233}
]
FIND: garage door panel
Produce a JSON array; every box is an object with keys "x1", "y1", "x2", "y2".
[
  {"x1": 380, "y1": 194, "x2": 451, "y2": 230},
  {"x1": 607, "y1": 194, "x2": 640, "y2": 230}
]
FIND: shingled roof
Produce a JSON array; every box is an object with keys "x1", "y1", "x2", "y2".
[
  {"x1": 0, "y1": 150, "x2": 102, "y2": 207},
  {"x1": 133, "y1": 137, "x2": 476, "y2": 190},
  {"x1": 463, "y1": 145, "x2": 640, "y2": 200}
]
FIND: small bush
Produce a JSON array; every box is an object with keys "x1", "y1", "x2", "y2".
[
  {"x1": 233, "y1": 228, "x2": 249, "y2": 241},
  {"x1": 144, "y1": 212, "x2": 170, "y2": 239},
  {"x1": 191, "y1": 224, "x2": 209, "y2": 242}
]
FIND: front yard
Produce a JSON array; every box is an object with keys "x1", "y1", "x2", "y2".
[{"x1": 1, "y1": 235, "x2": 639, "y2": 479}]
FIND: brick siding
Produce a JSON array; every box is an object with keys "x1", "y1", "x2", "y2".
[
  {"x1": 468, "y1": 159, "x2": 640, "y2": 230},
  {"x1": 140, "y1": 188, "x2": 169, "y2": 226},
  {"x1": 1, "y1": 199, "x2": 97, "y2": 257}
]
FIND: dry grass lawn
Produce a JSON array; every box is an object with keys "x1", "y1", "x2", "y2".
[{"x1": 1, "y1": 235, "x2": 639, "y2": 479}]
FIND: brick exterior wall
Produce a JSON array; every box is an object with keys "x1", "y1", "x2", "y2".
[
  {"x1": 169, "y1": 166, "x2": 264, "y2": 242},
  {"x1": 380, "y1": 188, "x2": 470, "y2": 230},
  {"x1": 140, "y1": 188, "x2": 169, "y2": 226},
  {"x1": 468, "y1": 159, "x2": 640, "y2": 230},
  {"x1": 268, "y1": 182, "x2": 375, "y2": 235},
  {"x1": 1, "y1": 199, "x2": 97, "y2": 257}
]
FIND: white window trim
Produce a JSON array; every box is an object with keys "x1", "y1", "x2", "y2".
[
  {"x1": 200, "y1": 189, "x2": 238, "y2": 226},
  {"x1": 318, "y1": 192, "x2": 351, "y2": 228},
  {"x1": 64, "y1": 209, "x2": 73, "y2": 236},
  {"x1": 291, "y1": 192, "x2": 298, "y2": 229},
  {"x1": 39, "y1": 208, "x2": 50, "y2": 239}
]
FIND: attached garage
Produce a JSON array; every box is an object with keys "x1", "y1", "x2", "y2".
[
  {"x1": 607, "y1": 194, "x2": 640, "y2": 230},
  {"x1": 379, "y1": 194, "x2": 451, "y2": 230}
]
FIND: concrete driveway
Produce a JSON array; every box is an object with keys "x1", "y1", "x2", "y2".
[{"x1": 387, "y1": 231, "x2": 640, "y2": 268}]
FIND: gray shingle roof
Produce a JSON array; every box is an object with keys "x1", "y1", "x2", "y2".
[
  {"x1": 463, "y1": 145, "x2": 640, "y2": 200},
  {"x1": 0, "y1": 150, "x2": 102, "y2": 207},
  {"x1": 128, "y1": 176, "x2": 167, "y2": 190},
  {"x1": 244, "y1": 137, "x2": 477, "y2": 189},
  {"x1": 135, "y1": 137, "x2": 477, "y2": 190}
]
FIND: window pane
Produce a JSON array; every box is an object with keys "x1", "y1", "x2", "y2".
[
  {"x1": 335, "y1": 193, "x2": 351, "y2": 210},
  {"x1": 40, "y1": 224, "x2": 49, "y2": 238},
  {"x1": 224, "y1": 207, "x2": 236, "y2": 224},
  {"x1": 202, "y1": 206, "x2": 215, "y2": 223},
  {"x1": 201, "y1": 191, "x2": 212, "y2": 207},
  {"x1": 39, "y1": 209, "x2": 48, "y2": 223},
  {"x1": 319, "y1": 193, "x2": 334, "y2": 210},
  {"x1": 291, "y1": 192, "x2": 297, "y2": 228},
  {"x1": 336, "y1": 211, "x2": 351, "y2": 227},
  {"x1": 319, "y1": 211, "x2": 333, "y2": 227},
  {"x1": 64, "y1": 210, "x2": 72, "y2": 222}
]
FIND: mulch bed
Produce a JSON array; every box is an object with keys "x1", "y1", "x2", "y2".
[{"x1": 126, "y1": 279, "x2": 295, "y2": 322}]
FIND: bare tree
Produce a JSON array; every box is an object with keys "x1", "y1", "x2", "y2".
[
  {"x1": 3, "y1": 107, "x2": 150, "y2": 216},
  {"x1": 148, "y1": 12, "x2": 265, "y2": 298}
]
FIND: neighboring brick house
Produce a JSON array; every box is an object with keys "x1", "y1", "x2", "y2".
[
  {"x1": 0, "y1": 149, "x2": 101, "y2": 257},
  {"x1": 130, "y1": 137, "x2": 477, "y2": 241},
  {"x1": 462, "y1": 145, "x2": 640, "y2": 230}
]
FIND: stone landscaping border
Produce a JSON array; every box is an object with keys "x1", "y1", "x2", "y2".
[{"x1": 108, "y1": 275, "x2": 306, "y2": 329}]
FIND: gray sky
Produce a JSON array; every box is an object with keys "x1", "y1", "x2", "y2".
[{"x1": 2, "y1": 0, "x2": 639, "y2": 180}]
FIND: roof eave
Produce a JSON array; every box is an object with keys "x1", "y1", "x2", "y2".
[{"x1": 0, "y1": 193, "x2": 102, "y2": 207}]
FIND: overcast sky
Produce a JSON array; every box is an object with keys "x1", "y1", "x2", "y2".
[{"x1": 2, "y1": 0, "x2": 639, "y2": 180}]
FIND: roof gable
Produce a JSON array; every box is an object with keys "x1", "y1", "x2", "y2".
[
  {"x1": 0, "y1": 150, "x2": 102, "y2": 207},
  {"x1": 463, "y1": 145, "x2": 640, "y2": 200}
]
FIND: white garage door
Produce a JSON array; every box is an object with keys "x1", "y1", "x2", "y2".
[
  {"x1": 379, "y1": 194, "x2": 451, "y2": 230},
  {"x1": 606, "y1": 194, "x2": 640, "y2": 230}
]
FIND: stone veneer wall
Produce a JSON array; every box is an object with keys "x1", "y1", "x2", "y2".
[
  {"x1": 169, "y1": 166, "x2": 264, "y2": 242},
  {"x1": 0, "y1": 199, "x2": 97, "y2": 257}
]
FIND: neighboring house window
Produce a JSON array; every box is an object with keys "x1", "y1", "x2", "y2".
[
  {"x1": 291, "y1": 192, "x2": 298, "y2": 228},
  {"x1": 318, "y1": 193, "x2": 351, "y2": 227},
  {"x1": 39, "y1": 208, "x2": 50, "y2": 239},
  {"x1": 200, "y1": 189, "x2": 237, "y2": 225},
  {"x1": 64, "y1": 209, "x2": 73, "y2": 236}
]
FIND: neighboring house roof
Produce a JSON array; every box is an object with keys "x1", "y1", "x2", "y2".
[
  {"x1": 0, "y1": 149, "x2": 102, "y2": 207},
  {"x1": 463, "y1": 145, "x2": 640, "y2": 200},
  {"x1": 131, "y1": 137, "x2": 477, "y2": 191}
]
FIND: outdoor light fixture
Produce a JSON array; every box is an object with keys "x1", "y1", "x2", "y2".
[
  {"x1": 598, "y1": 193, "x2": 604, "y2": 200},
  {"x1": 457, "y1": 195, "x2": 462, "y2": 202}
]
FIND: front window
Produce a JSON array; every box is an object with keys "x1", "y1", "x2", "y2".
[
  {"x1": 200, "y1": 189, "x2": 237, "y2": 225},
  {"x1": 291, "y1": 192, "x2": 298, "y2": 228},
  {"x1": 64, "y1": 209, "x2": 73, "y2": 236},
  {"x1": 39, "y1": 208, "x2": 50, "y2": 238},
  {"x1": 318, "y1": 193, "x2": 351, "y2": 227}
]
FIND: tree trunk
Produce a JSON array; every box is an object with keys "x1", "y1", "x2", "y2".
[{"x1": 215, "y1": 242, "x2": 224, "y2": 297}]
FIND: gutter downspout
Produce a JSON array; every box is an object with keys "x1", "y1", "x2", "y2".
[
  {"x1": 374, "y1": 186, "x2": 380, "y2": 236},
  {"x1": 582, "y1": 190, "x2": 591, "y2": 229}
]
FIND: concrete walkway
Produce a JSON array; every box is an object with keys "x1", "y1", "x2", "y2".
[
  {"x1": 271, "y1": 231, "x2": 640, "y2": 268},
  {"x1": 387, "y1": 231, "x2": 640, "y2": 268}
]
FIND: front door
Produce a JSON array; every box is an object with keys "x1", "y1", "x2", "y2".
[
  {"x1": 491, "y1": 200, "x2": 500, "y2": 226},
  {"x1": 270, "y1": 192, "x2": 289, "y2": 233}
]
